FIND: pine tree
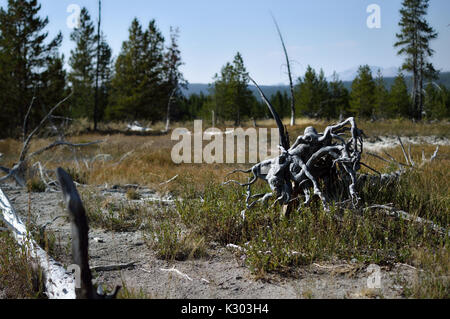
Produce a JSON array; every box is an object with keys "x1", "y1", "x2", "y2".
[
  {"x1": 163, "y1": 27, "x2": 187, "y2": 124},
  {"x1": 328, "y1": 72, "x2": 350, "y2": 119},
  {"x1": 394, "y1": 0, "x2": 438, "y2": 120},
  {"x1": 108, "y1": 18, "x2": 146, "y2": 120},
  {"x1": 349, "y1": 65, "x2": 376, "y2": 118},
  {"x1": 39, "y1": 54, "x2": 67, "y2": 116},
  {"x1": 296, "y1": 66, "x2": 318, "y2": 117},
  {"x1": 142, "y1": 19, "x2": 166, "y2": 120},
  {"x1": 374, "y1": 69, "x2": 389, "y2": 118},
  {"x1": 295, "y1": 66, "x2": 330, "y2": 118},
  {"x1": 316, "y1": 69, "x2": 330, "y2": 118},
  {"x1": 424, "y1": 83, "x2": 448, "y2": 119},
  {"x1": 211, "y1": 52, "x2": 254, "y2": 125},
  {"x1": 389, "y1": 71, "x2": 411, "y2": 118},
  {"x1": 68, "y1": 7, "x2": 96, "y2": 119},
  {"x1": 96, "y1": 36, "x2": 113, "y2": 122},
  {"x1": 108, "y1": 18, "x2": 166, "y2": 121},
  {"x1": 0, "y1": 0, "x2": 63, "y2": 137},
  {"x1": 270, "y1": 90, "x2": 290, "y2": 119},
  {"x1": 232, "y1": 52, "x2": 253, "y2": 126}
]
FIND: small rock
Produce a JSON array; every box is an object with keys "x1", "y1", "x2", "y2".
[{"x1": 93, "y1": 237, "x2": 104, "y2": 243}]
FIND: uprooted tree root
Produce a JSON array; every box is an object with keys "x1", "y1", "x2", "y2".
[
  {"x1": 224, "y1": 78, "x2": 441, "y2": 226},
  {"x1": 224, "y1": 78, "x2": 366, "y2": 213}
]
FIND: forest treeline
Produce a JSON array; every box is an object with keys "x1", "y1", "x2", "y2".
[{"x1": 0, "y1": 0, "x2": 448, "y2": 138}]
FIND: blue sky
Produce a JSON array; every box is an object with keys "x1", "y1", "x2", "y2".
[{"x1": 1, "y1": 0, "x2": 449, "y2": 85}]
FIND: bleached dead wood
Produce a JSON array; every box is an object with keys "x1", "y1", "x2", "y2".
[
  {"x1": 127, "y1": 121, "x2": 152, "y2": 132},
  {"x1": 364, "y1": 204, "x2": 449, "y2": 236},
  {"x1": 0, "y1": 93, "x2": 102, "y2": 187},
  {"x1": 163, "y1": 87, "x2": 177, "y2": 133},
  {"x1": 160, "y1": 266, "x2": 193, "y2": 281},
  {"x1": 159, "y1": 175, "x2": 179, "y2": 186},
  {"x1": 113, "y1": 150, "x2": 134, "y2": 166},
  {"x1": 32, "y1": 162, "x2": 54, "y2": 191},
  {"x1": 363, "y1": 142, "x2": 440, "y2": 186},
  {"x1": 0, "y1": 187, "x2": 77, "y2": 299},
  {"x1": 225, "y1": 77, "x2": 365, "y2": 212},
  {"x1": 225, "y1": 79, "x2": 442, "y2": 216}
]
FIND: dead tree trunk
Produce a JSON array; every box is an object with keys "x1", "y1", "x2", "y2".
[
  {"x1": 0, "y1": 187, "x2": 77, "y2": 299},
  {"x1": 164, "y1": 88, "x2": 177, "y2": 133},
  {"x1": 271, "y1": 13, "x2": 296, "y2": 126}
]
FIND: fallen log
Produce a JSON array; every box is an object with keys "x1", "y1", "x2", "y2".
[
  {"x1": 364, "y1": 204, "x2": 449, "y2": 237},
  {"x1": 0, "y1": 187, "x2": 77, "y2": 299},
  {"x1": 91, "y1": 261, "x2": 136, "y2": 272},
  {"x1": 0, "y1": 167, "x2": 123, "y2": 299}
]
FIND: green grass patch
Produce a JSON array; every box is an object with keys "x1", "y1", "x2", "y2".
[{"x1": 173, "y1": 164, "x2": 449, "y2": 286}]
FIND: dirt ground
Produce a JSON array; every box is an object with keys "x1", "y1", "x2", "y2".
[{"x1": 2, "y1": 183, "x2": 419, "y2": 299}]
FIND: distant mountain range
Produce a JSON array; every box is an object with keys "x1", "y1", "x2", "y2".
[
  {"x1": 329, "y1": 66, "x2": 405, "y2": 81},
  {"x1": 182, "y1": 70, "x2": 450, "y2": 99}
]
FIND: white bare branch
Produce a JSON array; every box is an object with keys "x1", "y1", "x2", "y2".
[{"x1": 0, "y1": 187, "x2": 77, "y2": 299}]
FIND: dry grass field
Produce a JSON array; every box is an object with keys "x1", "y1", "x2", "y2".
[{"x1": 0, "y1": 117, "x2": 449, "y2": 299}]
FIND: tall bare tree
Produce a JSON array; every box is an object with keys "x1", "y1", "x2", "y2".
[{"x1": 271, "y1": 13, "x2": 295, "y2": 126}]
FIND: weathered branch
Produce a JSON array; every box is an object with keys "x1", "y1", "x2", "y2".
[
  {"x1": 249, "y1": 76, "x2": 290, "y2": 150},
  {"x1": 160, "y1": 174, "x2": 179, "y2": 186},
  {"x1": 397, "y1": 136, "x2": 410, "y2": 166},
  {"x1": 364, "y1": 204, "x2": 449, "y2": 237},
  {"x1": 29, "y1": 140, "x2": 104, "y2": 158},
  {"x1": 23, "y1": 96, "x2": 36, "y2": 142},
  {"x1": 0, "y1": 92, "x2": 102, "y2": 187},
  {"x1": 271, "y1": 12, "x2": 295, "y2": 126},
  {"x1": 19, "y1": 92, "x2": 73, "y2": 163}
]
